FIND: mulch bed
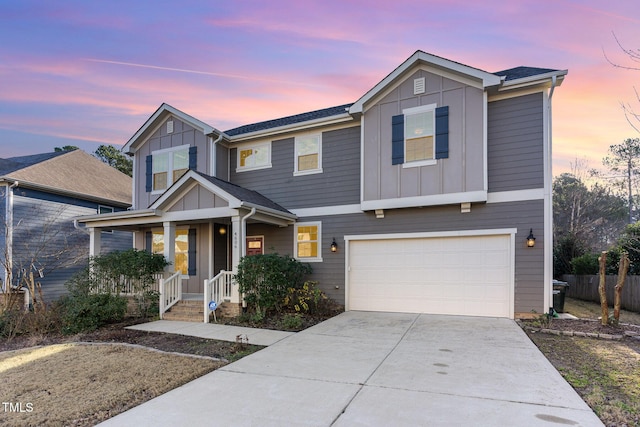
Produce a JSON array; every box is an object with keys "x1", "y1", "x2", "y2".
[{"x1": 520, "y1": 318, "x2": 640, "y2": 340}]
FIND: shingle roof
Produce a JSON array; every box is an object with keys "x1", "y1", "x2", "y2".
[
  {"x1": 0, "y1": 151, "x2": 67, "y2": 175},
  {"x1": 493, "y1": 66, "x2": 559, "y2": 81},
  {"x1": 0, "y1": 149, "x2": 132, "y2": 205},
  {"x1": 194, "y1": 171, "x2": 292, "y2": 214},
  {"x1": 224, "y1": 104, "x2": 352, "y2": 137}
]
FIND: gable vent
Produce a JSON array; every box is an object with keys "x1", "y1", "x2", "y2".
[
  {"x1": 167, "y1": 120, "x2": 174, "y2": 134},
  {"x1": 414, "y1": 77, "x2": 425, "y2": 95}
]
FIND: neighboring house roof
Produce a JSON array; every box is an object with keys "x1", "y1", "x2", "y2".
[
  {"x1": 0, "y1": 149, "x2": 132, "y2": 206},
  {"x1": 224, "y1": 104, "x2": 353, "y2": 137}
]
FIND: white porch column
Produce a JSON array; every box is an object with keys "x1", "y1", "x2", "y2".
[
  {"x1": 89, "y1": 227, "x2": 101, "y2": 258},
  {"x1": 163, "y1": 221, "x2": 176, "y2": 273},
  {"x1": 231, "y1": 215, "x2": 241, "y2": 271}
]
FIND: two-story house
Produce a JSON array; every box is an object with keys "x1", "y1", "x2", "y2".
[{"x1": 77, "y1": 50, "x2": 567, "y2": 320}]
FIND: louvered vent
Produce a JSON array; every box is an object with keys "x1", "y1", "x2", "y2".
[
  {"x1": 167, "y1": 120, "x2": 174, "y2": 134},
  {"x1": 414, "y1": 77, "x2": 425, "y2": 95}
]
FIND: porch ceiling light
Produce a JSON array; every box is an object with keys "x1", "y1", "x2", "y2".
[
  {"x1": 526, "y1": 229, "x2": 536, "y2": 248},
  {"x1": 330, "y1": 238, "x2": 338, "y2": 253},
  {"x1": 219, "y1": 226, "x2": 227, "y2": 235}
]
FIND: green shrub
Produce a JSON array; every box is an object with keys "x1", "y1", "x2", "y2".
[
  {"x1": 570, "y1": 253, "x2": 600, "y2": 275},
  {"x1": 280, "y1": 313, "x2": 303, "y2": 330},
  {"x1": 236, "y1": 253, "x2": 312, "y2": 317},
  {"x1": 59, "y1": 270, "x2": 127, "y2": 334}
]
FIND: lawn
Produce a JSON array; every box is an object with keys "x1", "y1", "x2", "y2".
[
  {"x1": 526, "y1": 298, "x2": 640, "y2": 426},
  {"x1": 0, "y1": 324, "x2": 263, "y2": 427}
]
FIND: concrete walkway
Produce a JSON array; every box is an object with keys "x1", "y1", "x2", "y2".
[
  {"x1": 126, "y1": 320, "x2": 294, "y2": 346},
  {"x1": 103, "y1": 312, "x2": 603, "y2": 426}
]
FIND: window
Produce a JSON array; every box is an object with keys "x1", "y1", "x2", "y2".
[
  {"x1": 236, "y1": 142, "x2": 271, "y2": 172},
  {"x1": 294, "y1": 134, "x2": 322, "y2": 175},
  {"x1": 98, "y1": 206, "x2": 114, "y2": 233},
  {"x1": 150, "y1": 145, "x2": 190, "y2": 193},
  {"x1": 150, "y1": 229, "x2": 194, "y2": 275},
  {"x1": 294, "y1": 222, "x2": 322, "y2": 262},
  {"x1": 392, "y1": 105, "x2": 449, "y2": 167}
]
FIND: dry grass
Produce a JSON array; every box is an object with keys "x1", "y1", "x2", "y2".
[
  {"x1": 0, "y1": 343, "x2": 223, "y2": 427},
  {"x1": 564, "y1": 297, "x2": 640, "y2": 325}
]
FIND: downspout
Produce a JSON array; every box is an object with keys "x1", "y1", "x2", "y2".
[
  {"x1": 239, "y1": 207, "x2": 256, "y2": 309},
  {"x1": 210, "y1": 132, "x2": 224, "y2": 177},
  {"x1": 5, "y1": 181, "x2": 19, "y2": 290},
  {"x1": 240, "y1": 207, "x2": 257, "y2": 258},
  {"x1": 546, "y1": 76, "x2": 557, "y2": 314}
]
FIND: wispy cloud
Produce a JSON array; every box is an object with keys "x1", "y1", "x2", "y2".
[{"x1": 83, "y1": 58, "x2": 325, "y2": 88}]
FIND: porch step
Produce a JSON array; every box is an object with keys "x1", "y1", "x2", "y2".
[{"x1": 163, "y1": 300, "x2": 204, "y2": 323}]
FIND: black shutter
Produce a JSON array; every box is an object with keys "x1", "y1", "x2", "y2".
[
  {"x1": 435, "y1": 106, "x2": 449, "y2": 159},
  {"x1": 145, "y1": 231, "x2": 152, "y2": 254},
  {"x1": 145, "y1": 155, "x2": 153, "y2": 192},
  {"x1": 391, "y1": 114, "x2": 404, "y2": 165},
  {"x1": 187, "y1": 228, "x2": 197, "y2": 276},
  {"x1": 189, "y1": 146, "x2": 197, "y2": 170}
]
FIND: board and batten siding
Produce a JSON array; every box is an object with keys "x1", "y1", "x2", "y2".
[
  {"x1": 487, "y1": 92, "x2": 544, "y2": 192},
  {"x1": 134, "y1": 117, "x2": 209, "y2": 209},
  {"x1": 362, "y1": 68, "x2": 485, "y2": 202},
  {"x1": 230, "y1": 126, "x2": 361, "y2": 209},
  {"x1": 247, "y1": 199, "x2": 544, "y2": 313}
]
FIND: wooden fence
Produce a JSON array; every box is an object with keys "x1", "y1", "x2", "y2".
[{"x1": 561, "y1": 275, "x2": 640, "y2": 313}]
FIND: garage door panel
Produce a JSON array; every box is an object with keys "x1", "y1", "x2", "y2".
[{"x1": 348, "y1": 235, "x2": 512, "y2": 318}]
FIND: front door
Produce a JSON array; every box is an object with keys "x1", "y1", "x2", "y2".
[{"x1": 246, "y1": 236, "x2": 264, "y2": 256}]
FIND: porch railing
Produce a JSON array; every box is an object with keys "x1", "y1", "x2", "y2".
[
  {"x1": 203, "y1": 270, "x2": 238, "y2": 323},
  {"x1": 92, "y1": 273, "x2": 163, "y2": 295},
  {"x1": 159, "y1": 271, "x2": 182, "y2": 319}
]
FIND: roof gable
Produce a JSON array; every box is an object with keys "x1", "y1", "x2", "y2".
[
  {"x1": 350, "y1": 51, "x2": 502, "y2": 114},
  {"x1": 150, "y1": 170, "x2": 293, "y2": 218},
  {"x1": 123, "y1": 103, "x2": 222, "y2": 154}
]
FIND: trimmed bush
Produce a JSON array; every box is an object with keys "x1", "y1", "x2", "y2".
[{"x1": 236, "y1": 253, "x2": 312, "y2": 317}]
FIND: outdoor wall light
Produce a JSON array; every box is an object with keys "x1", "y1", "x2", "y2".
[
  {"x1": 330, "y1": 238, "x2": 338, "y2": 253},
  {"x1": 526, "y1": 229, "x2": 536, "y2": 248},
  {"x1": 219, "y1": 225, "x2": 227, "y2": 235}
]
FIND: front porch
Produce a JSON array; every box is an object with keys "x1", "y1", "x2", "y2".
[{"x1": 77, "y1": 171, "x2": 297, "y2": 323}]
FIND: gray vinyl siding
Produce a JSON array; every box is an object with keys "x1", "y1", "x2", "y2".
[
  {"x1": 216, "y1": 143, "x2": 229, "y2": 180},
  {"x1": 362, "y1": 68, "x2": 485, "y2": 202},
  {"x1": 247, "y1": 200, "x2": 544, "y2": 313},
  {"x1": 230, "y1": 126, "x2": 361, "y2": 209},
  {"x1": 487, "y1": 92, "x2": 544, "y2": 192},
  {"x1": 9, "y1": 194, "x2": 132, "y2": 302},
  {"x1": 134, "y1": 117, "x2": 209, "y2": 209}
]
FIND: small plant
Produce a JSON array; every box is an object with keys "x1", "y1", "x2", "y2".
[
  {"x1": 528, "y1": 310, "x2": 553, "y2": 329},
  {"x1": 284, "y1": 281, "x2": 330, "y2": 315},
  {"x1": 280, "y1": 313, "x2": 303, "y2": 330}
]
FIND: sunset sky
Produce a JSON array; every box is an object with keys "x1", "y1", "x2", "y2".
[{"x1": 0, "y1": 1, "x2": 638, "y2": 176}]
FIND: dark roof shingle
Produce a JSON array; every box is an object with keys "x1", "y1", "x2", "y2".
[
  {"x1": 224, "y1": 104, "x2": 352, "y2": 137},
  {"x1": 493, "y1": 66, "x2": 559, "y2": 81},
  {"x1": 195, "y1": 171, "x2": 292, "y2": 215}
]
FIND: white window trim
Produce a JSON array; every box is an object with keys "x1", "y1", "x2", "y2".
[
  {"x1": 236, "y1": 141, "x2": 272, "y2": 172},
  {"x1": 294, "y1": 221, "x2": 323, "y2": 262},
  {"x1": 402, "y1": 103, "x2": 437, "y2": 168},
  {"x1": 151, "y1": 144, "x2": 191, "y2": 195},
  {"x1": 294, "y1": 133, "x2": 323, "y2": 176}
]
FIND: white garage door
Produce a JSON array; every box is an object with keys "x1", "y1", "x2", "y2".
[{"x1": 347, "y1": 234, "x2": 512, "y2": 318}]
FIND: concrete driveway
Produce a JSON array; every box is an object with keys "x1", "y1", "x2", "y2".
[{"x1": 101, "y1": 312, "x2": 603, "y2": 426}]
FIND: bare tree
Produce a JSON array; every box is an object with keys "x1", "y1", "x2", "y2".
[
  {"x1": 1, "y1": 190, "x2": 88, "y2": 312},
  {"x1": 602, "y1": 138, "x2": 640, "y2": 223},
  {"x1": 603, "y1": 33, "x2": 640, "y2": 134}
]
